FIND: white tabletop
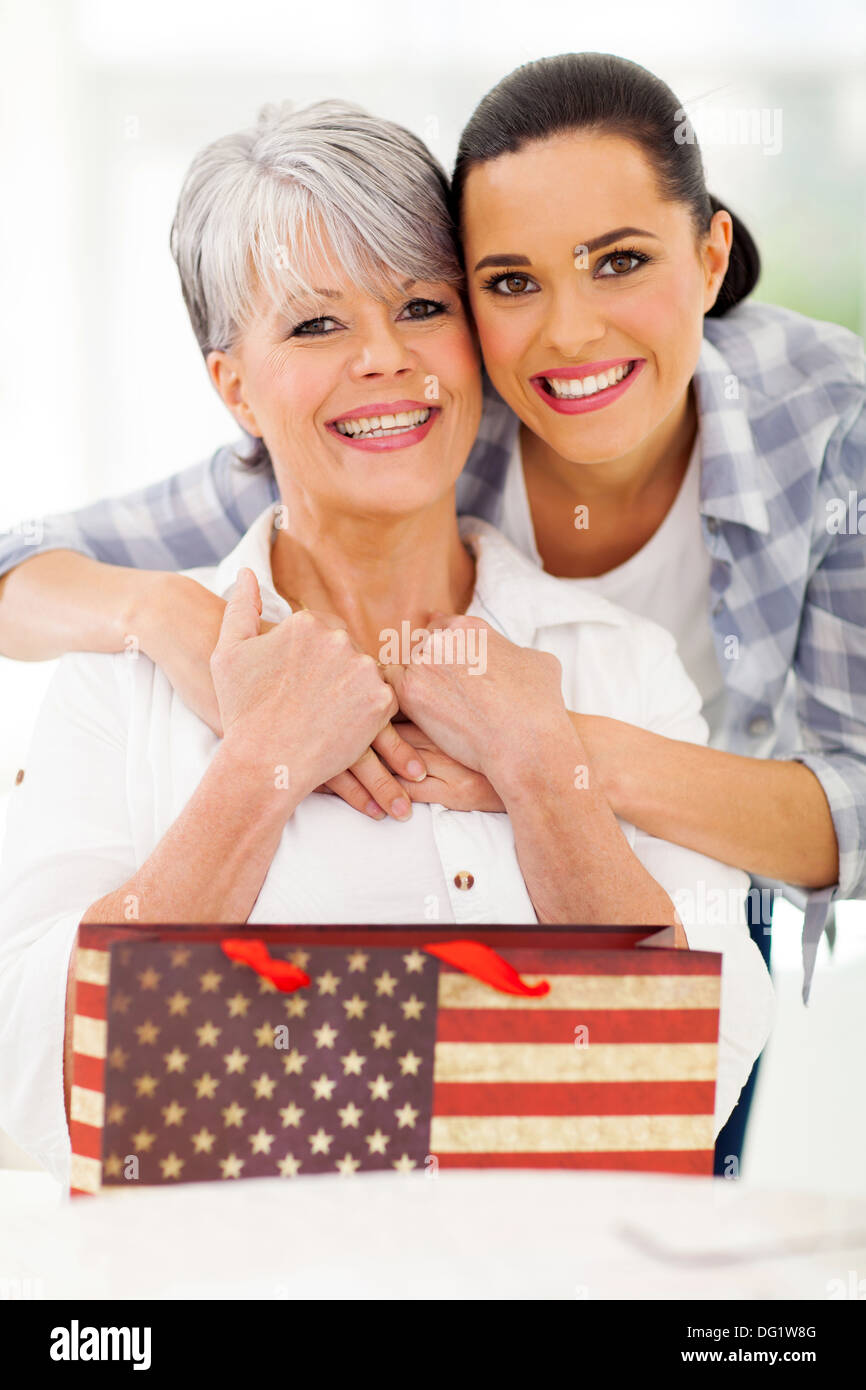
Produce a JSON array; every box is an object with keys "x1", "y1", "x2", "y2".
[{"x1": 3, "y1": 1168, "x2": 866, "y2": 1299}]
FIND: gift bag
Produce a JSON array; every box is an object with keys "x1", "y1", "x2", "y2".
[{"x1": 69, "y1": 924, "x2": 721, "y2": 1194}]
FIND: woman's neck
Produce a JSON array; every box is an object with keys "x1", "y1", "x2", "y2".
[
  {"x1": 270, "y1": 489, "x2": 475, "y2": 660},
  {"x1": 523, "y1": 383, "x2": 698, "y2": 506},
  {"x1": 520, "y1": 385, "x2": 699, "y2": 579}
]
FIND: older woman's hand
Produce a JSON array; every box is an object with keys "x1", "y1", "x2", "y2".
[
  {"x1": 211, "y1": 568, "x2": 398, "y2": 807},
  {"x1": 141, "y1": 569, "x2": 427, "y2": 820},
  {"x1": 383, "y1": 613, "x2": 575, "y2": 796}
]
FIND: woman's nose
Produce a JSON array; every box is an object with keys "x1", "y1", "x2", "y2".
[
  {"x1": 539, "y1": 280, "x2": 607, "y2": 361},
  {"x1": 349, "y1": 319, "x2": 414, "y2": 379}
]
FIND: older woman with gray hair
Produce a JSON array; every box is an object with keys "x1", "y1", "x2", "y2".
[{"x1": 0, "y1": 100, "x2": 772, "y2": 1181}]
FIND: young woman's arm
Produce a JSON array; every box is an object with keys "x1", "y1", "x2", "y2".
[
  {"x1": 0, "y1": 442, "x2": 273, "y2": 659},
  {"x1": 0, "y1": 452, "x2": 425, "y2": 810},
  {"x1": 571, "y1": 714, "x2": 840, "y2": 889}
]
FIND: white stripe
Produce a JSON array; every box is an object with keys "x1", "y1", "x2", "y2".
[
  {"x1": 433, "y1": 1042, "x2": 718, "y2": 1083},
  {"x1": 437, "y1": 974, "x2": 720, "y2": 1010},
  {"x1": 72, "y1": 1015, "x2": 107, "y2": 1059}
]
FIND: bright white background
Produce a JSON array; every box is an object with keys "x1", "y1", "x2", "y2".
[{"x1": 0, "y1": 0, "x2": 864, "y2": 1189}]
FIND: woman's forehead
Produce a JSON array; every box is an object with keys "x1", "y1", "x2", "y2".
[{"x1": 463, "y1": 133, "x2": 661, "y2": 219}]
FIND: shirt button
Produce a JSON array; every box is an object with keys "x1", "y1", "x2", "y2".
[
  {"x1": 453, "y1": 871, "x2": 475, "y2": 891},
  {"x1": 14, "y1": 769, "x2": 24, "y2": 785},
  {"x1": 706, "y1": 517, "x2": 720, "y2": 535},
  {"x1": 712, "y1": 599, "x2": 724, "y2": 616},
  {"x1": 748, "y1": 716, "x2": 771, "y2": 737}
]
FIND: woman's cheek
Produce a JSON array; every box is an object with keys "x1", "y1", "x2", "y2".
[
  {"x1": 426, "y1": 325, "x2": 483, "y2": 410},
  {"x1": 472, "y1": 308, "x2": 531, "y2": 384}
]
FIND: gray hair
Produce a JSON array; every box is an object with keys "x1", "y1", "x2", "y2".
[{"x1": 170, "y1": 98, "x2": 462, "y2": 356}]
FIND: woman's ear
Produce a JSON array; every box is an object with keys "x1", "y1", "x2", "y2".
[
  {"x1": 206, "y1": 350, "x2": 263, "y2": 438},
  {"x1": 701, "y1": 209, "x2": 734, "y2": 314}
]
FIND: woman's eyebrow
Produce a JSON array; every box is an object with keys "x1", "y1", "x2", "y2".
[
  {"x1": 473, "y1": 228, "x2": 660, "y2": 273},
  {"x1": 473, "y1": 253, "x2": 531, "y2": 271},
  {"x1": 581, "y1": 226, "x2": 660, "y2": 252}
]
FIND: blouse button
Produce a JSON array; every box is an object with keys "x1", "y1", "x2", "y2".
[
  {"x1": 706, "y1": 517, "x2": 720, "y2": 535},
  {"x1": 454, "y1": 871, "x2": 475, "y2": 891},
  {"x1": 748, "y1": 715, "x2": 771, "y2": 737},
  {"x1": 14, "y1": 769, "x2": 24, "y2": 785}
]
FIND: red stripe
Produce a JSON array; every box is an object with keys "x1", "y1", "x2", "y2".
[
  {"x1": 433, "y1": 1081, "x2": 715, "y2": 1115},
  {"x1": 436, "y1": 1009, "x2": 719, "y2": 1044},
  {"x1": 73, "y1": 980, "x2": 107, "y2": 1018},
  {"x1": 438, "y1": 948, "x2": 720, "y2": 977},
  {"x1": 77, "y1": 926, "x2": 144, "y2": 952},
  {"x1": 437, "y1": 1150, "x2": 713, "y2": 1175},
  {"x1": 77, "y1": 925, "x2": 673, "y2": 953},
  {"x1": 69, "y1": 1121, "x2": 103, "y2": 1162},
  {"x1": 72, "y1": 1053, "x2": 105, "y2": 1094}
]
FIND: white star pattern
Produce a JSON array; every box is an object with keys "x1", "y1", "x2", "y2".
[
  {"x1": 309, "y1": 1128, "x2": 333, "y2": 1154},
  {"x1": 374, "y1": 971, "x2": 398, "y2": 997},
  {"x1": 313, "y1": 1022, "x2": 339, "y2": 1049},
  {"x1": 104, "y1": 944, "x2": 436, "y2": 1183},
  {"x1": 311, "y1": 1073, "x2": 337, "y2": 1101}
]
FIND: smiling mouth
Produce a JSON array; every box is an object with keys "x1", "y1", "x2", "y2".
[
  {"x1": 332, "y1": 407, "x2": 432, "y2": 440},
  {"x1": 540, "y1": 361, "x2": 636, "y2": 400}
]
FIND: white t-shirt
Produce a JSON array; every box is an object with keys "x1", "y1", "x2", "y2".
[{"x1": 499, "y1": 433, "x2": 729, "y2": 745}]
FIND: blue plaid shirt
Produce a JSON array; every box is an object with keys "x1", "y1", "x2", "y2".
[{"x1": 2, "y1": 301, "x2": 863, "y2": 1002}]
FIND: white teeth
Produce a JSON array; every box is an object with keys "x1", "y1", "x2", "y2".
[
  {"x1": 334, "y1": 408, "x2": 431, "y2": 438},
  {"x1": 545, "y1": 362, "x2": 633, "y2": 400}
]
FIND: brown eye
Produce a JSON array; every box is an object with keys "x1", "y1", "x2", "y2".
[
  {"x1": 399, "y1": 298, "x2": 447, "y2": 321},
  {"x1": 482, "y1": 270, "x2": 540, "y2": 297},
  {"x1": 596, "y1": 249, "x2": 649, "y2": 279}
]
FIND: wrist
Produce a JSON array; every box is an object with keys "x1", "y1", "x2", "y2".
[
  {"x1": 488, "y1": 715, "x2": 595, "y2": 807},
  {"x1": 119, "y1": 568, "x2": 174, "y2": 659},
  {"x1": 210, "y1": 733, "x2": 307, "y2": 825},
  {"x1": 569, "y1": 712, "x2": 632, "y2": 816}
]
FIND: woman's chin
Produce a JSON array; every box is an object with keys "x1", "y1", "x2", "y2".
[{"x1": 346, "y1": 475, "x2": 458, "y2": 517}]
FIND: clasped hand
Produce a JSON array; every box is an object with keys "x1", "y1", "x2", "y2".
[{"x1": 207, "y1": 573, "x2": 570, "y2": 819}]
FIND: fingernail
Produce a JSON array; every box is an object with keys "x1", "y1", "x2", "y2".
[
  {"x1": 390, "y1": 796, "x2": 412, "y2": 821},
  {"x1": 406, "y1": 759, "x2": 425, "y2": 780},
  {"x1": 365, "y1": 800, "x2": 387, "y2": 820}
]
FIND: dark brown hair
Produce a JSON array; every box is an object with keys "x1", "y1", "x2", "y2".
[{"x1": 451, "y1": 52, "x2": 760, "y2": 317}]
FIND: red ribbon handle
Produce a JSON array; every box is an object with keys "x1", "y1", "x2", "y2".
[
  {"x1": 221, "y1": 939, "x2": 310, "y2": 993},
  {"x1": 221, "y1": 937, "x2": 548, "y2": 999},
  {"x1": 423, "y1": 939, "x2": 550, "y2": 997}
]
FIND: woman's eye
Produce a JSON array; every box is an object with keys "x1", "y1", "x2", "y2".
[
  {"x1": 292, "y1": 317, "x2": 340, "y2": 336},
  {"x1": 484, "y1": 272, "x2": 539, "y2": 297},
  {"x1": 595, "y1": 251, "x2": 648, "y2": 278},
  {"x1": 399, "y1": 298, "x2": 447, "y2": 321}
]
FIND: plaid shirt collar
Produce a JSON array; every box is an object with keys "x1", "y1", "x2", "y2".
[{"x1": 693, "y1": 335, "x2": 772, "y2": 535}]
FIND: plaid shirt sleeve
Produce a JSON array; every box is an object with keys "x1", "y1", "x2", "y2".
[
  {"x1": 788, "y1": 398, "x2": 866, "y2": 1000},
  {"x1": 0, "y1": 440, "x2": 278, "y2": 577}
]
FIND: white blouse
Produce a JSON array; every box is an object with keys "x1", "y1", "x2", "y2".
[{"x1": 0, "y1": 508, "x2": 774, "y2": 1179}]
